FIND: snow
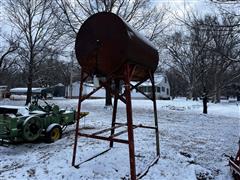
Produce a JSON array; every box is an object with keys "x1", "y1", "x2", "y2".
[
  {"x1": 130, "y1": 74, "x2": 165, "y2": 86},
  {"x1": 10, "y1": 88, "x2": 44, "y2": 94},
  {"x1": 9, "y1": 95, "x2": 27, "y2": 100},
  {"x1": 0, "y1": 98, "x2": 239, "y2": 179},
  {"x1": 0, "y1": 105, "x2": 29, "y2": 116}
]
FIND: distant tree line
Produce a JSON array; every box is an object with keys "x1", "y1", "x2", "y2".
[
  {"x1": 165, "y1": 3, "x2": 240, "y2": 102},
  {"x1": 0, "y1": 53, "x2": 81, "y2": 88}
]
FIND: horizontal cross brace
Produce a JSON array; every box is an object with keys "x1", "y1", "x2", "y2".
[
  {"x1": 110, "y1": 126, "x2": 137, "y2": 138},
  {"x1": 78, "y1": 132, "x2": 129, "y2": 144},
  {"x1": 92, "y1": 124, "x2": 124, "y2": 136},
  {"x1": 114, "y1": 122, "x2": 157, "y2": 130}
]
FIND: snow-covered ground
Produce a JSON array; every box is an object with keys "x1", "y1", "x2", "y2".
[{"x1": 0, "y1": 98, "x2": 239, "y2": 180}]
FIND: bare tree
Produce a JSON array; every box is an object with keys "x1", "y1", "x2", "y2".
[
  {"x1": 54, "y1": 0, "x2": 169, "y2": 39},
  {"x1": 210, "y1": 0, "x2": 240, "y2": 4},
  {"x1": 5, "y1": 0, "x2": 63, "y2": 105},
  {"x1": 167, "y1": 21, "x2": 212, "y2": 100},
  {"x1": 210, "y1": 0, "x2": 240, "y2": 27},
  {"x1": 167, "y1": 12, "x2": 240, "y2": 104},
  {"x1": 202, "y1": 14, "x2": 240, "y2": 102},
  {"x1": 0, "y1": 37, "x2": 18, "y2": 72},
  {"x1": 0, "y1": 33, "x2": 20, "y2": 86},
  {"x1": 34, "y1": 54, "x2": 81, "y2": 87},
  {"x1": 166, "y1": 67, "x2": 189, "y2": 99}
]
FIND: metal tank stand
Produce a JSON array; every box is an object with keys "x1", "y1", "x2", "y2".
[{"x1": 72, "y1": 64, "x2": 160, "y2": 180}]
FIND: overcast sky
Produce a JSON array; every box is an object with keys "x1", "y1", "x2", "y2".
[
  {"x1": 0, "y1": 0, "x2": 234, "y2": 48},
  {"x1": 153, "y1": 0, "x2": 218, "y2": 17}
]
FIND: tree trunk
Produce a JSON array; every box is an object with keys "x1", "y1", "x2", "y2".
[
  {"x1": 25, "y1": 75, "x2": 33, "y2": 105},
  {"x1": 203, "y1": 97, "x2": 208, "y2": 114},
  {"x1": 193, "y1": 88, "x2": 198, "y2": 101},
  {"x1": 213, "y1": 79, "x2": 221, "y2": 104},
  {"x1": 215, "y1": 86, "x2": 221, "y2": 103},
  {"x1": 105, "y1": 87, "x2": 112, "y2": 107},
  {"x1": 203, "y1": 93, "x2": 208, "y2": 114},
  {"x1": 187, "y1": 86, "x2": 193, "y2": 100},
  {"x1": 25, "y1": 56, "x2": 34, "y2": 105}
]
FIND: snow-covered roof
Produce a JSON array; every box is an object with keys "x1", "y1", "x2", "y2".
[
  {"x1": 83, "y1": 83, "x2": 94, "y2": 87},
  {"x1": 131, "y1": 74, "x2": 165, "y2": 87},
  {"x1": 72, "y1": 81, "x2": 80, "y2": 86},
  {"x1": 0, "y1": 105, "x2": 29, "y2": 116},
  {"x1": 71, "y1": 82, "x2": 95, "y2": 87},
  {"x1": 0, "y1": 86, "x2": 7, "y2": 90},
  {"x1": 154, "y1": 74, "x2": 165, "y2": 84},
  {"x1": 54, "y1": 83, "x2": 64, "y2": 87},
  {"x1": 10, "y1": 88, "x2": 45, "y2": 94},
  {"x1": 131, "y1": 81, "x2": 152, "y2": 86}
]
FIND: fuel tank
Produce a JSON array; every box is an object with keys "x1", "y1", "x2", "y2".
[{"x1": 75, "y1": 12, "x2": 159, "y2": 81}]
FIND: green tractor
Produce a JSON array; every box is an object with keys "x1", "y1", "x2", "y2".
[{"x1": 0, "y1": 99, "x2": 88, "y2": 143}]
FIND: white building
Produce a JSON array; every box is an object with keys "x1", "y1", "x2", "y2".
[
  {"x1": 0, "y1": 86, "x2": 8, "y2": 99},
  {"x1": 131, "y1": 74, "x2": 171, "y2": 100},
  {"x1": 66, "y1": 74, "x2": 170, "y2": 99},
  {"x1": 65, "y1": 82, "x2": 105, "y2": 98},
  {"x1": 9, "y1": 87, "x2": 53, "y2": 100}
]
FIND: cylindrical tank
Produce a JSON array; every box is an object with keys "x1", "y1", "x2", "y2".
[{"x1": 75, "y1": 12, "x2": 159, "y2": 81}]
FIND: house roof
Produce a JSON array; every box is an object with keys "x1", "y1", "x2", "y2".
[
  {"x1": 71, "y1": 81, "x2": 95, "y2": 87},
  {"x1": 154, "y1": 74, "x2": 165, "y2": 83},
  {"x1": 131, "y1": 74, "x2": 165, "y2": 86},
  {"x1": 84, "y1": 83, "x2": 95, "y2": 87},
  {"x1": 54, "y1": 83, "x2": 64, "y2": 87},
  {"x1": 10, "y1": 88, "x2": 45, "y2": 94},
  {"x1": 0, "y1": 105, "x2": 29, "y2": 116}
]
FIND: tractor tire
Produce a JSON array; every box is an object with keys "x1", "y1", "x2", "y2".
[
  {"x1": 22, "y1": 116, "x2": 42, "y2": 142},
  {"x1": 45, "y1": 124, "x2": 62, "y2": 143}
]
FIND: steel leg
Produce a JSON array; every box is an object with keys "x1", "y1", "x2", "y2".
[
  {"x1": 125, "y1": 65, "x2": 136, "y2": 180},
  {"x1": 110, "y1": 80, "x2": 120, "y2": 147},
  {"x1": 150, "y1": 71, "x2": 160, "y2": 156},
  {"x1": 72, "y1": 71, "x2": 85, "y2": 166}
]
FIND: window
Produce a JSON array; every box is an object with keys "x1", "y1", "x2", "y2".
[
  {"x1": 164, "y1": 77, "x2": 167, "y2": 83},
  {"x1": 144, "y1": 86, "x2": 147, "y2": 92},
  {"x1": 138, "y1": 86, "x2": 148, "y2": 92},
  {"x1": 162, "y1": 87, "x2": 165, "y2": 92},
  {"x1": 146, "y1": 86, "x2": 152, "y2": 92},
  {"x1": 138, "y1": 86, "x2": 144, "y2": 92},
  {"x1": 146, "y1": 87, "x2": 148, "y2": 92},
  {"x1": 167, "y1": 88, "x2": 169, "y2": 95},
  {"x1": 157, "y1": 87, "x2": 161, "y2": 93}
]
